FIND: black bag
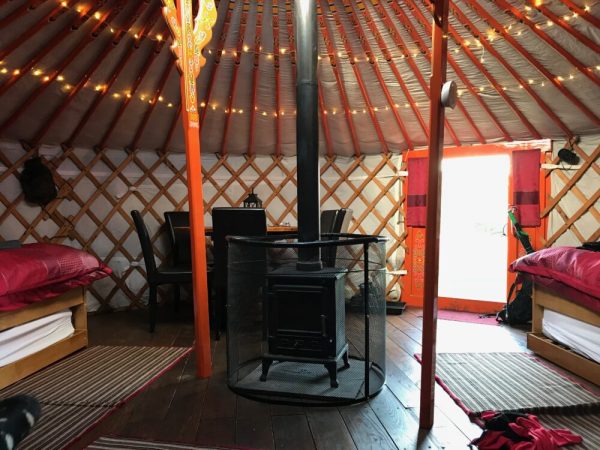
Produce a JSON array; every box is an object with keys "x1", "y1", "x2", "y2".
[
  {"x1": 496, "y1": 274, "x2": 532, "y2": 325},
  {"x1": 19, "y1": 157, "x2": 57, "y2": 206}
]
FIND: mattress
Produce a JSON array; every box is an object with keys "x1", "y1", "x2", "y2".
[
  {"x1": 542, "y1": 309, "x2": 600, "y2": 364},
  {"x1": 0, "y1": 309, "x2": 75, "y2": 367}
]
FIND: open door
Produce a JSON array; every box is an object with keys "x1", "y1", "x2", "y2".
[{"x1": 402, "y1": 145, "x2": 547, "y2": 313}]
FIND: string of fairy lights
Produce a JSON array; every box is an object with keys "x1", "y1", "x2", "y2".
[{"x1": 0, "y1": 0, "x2": 597, "y2": 118}]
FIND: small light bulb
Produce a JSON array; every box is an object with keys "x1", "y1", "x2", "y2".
[{"x1": 94, "y1": 12, "x2": 101, "y2": 20}]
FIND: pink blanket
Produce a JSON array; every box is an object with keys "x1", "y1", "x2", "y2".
[
  {"x1": 0, "y1": 243, "x2": 112, "y2": 312},
  {"x1": 510, "y1": 246, "x2": 599, "y2": 313}
]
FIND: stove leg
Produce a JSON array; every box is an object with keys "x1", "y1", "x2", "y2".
[
  {"x1": 342, "y1": 351, "x2": 350, "y2": 369},
  {"x1": 325, "y1": 362, "x2": 338, "y2": 388},
  {"x1": 260, "y1": 358, "x2": 272, "y2": 382}
]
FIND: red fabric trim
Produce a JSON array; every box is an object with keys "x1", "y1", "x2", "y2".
[
  {"x1": 406, "y1": 158, "x2": 428, "y2": 227},
  {"x1": 512, "y1": 150, "x2": 540, "y2": 227}
]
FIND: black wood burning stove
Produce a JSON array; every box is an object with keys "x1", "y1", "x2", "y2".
[
  {"x1": 225, "y1": 0, "x2": 386, "y2": 406},
  {"x1": 261, "y1": 267, "x2": 349, "y2": 387}
]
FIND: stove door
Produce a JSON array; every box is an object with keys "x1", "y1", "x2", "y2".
[{"x1": 267, "y1": 284, "x2": 333, "y2": 357}]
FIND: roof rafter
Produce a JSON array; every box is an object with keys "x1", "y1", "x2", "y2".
[
  {"x1": 98, "y1": 23, "x2": 168, "y2": 149},
  {"x1": 0, "y1": 0, "x2": 100, "y2": 97},
  {"x1": 448, "y1": 0, "x2": 573, "y2": 137},
  {"x1": 32, "y1": 0, "x2": 151, "y2": 145},
  {"x1": 0, "y1": 0, "x2": 48, "y2": 30},
  {"x1": 130, "y1": 54, "x2": 175, "y2": 150},
  {"x1": 247, "y1": 3, "x2": 264, "y2": 157},
  {"x1": 219, "y1": 2, "x2": 250, "y2": 156},
  {"x1": 65, "y1": 4, "x2": 162, "y2": 146},
  {"x1": 272, "y1": 0, "x2": 283, "y2": 157},
  {"x1": 0, "y1": 0, "x2": 125, "y2": 135},
  {"x1": 375, "y1": 0, "x2": 460, "y2": 146},
  {"x1": 323, "y1": 0, "x2": 390, "y2": 154},
  {"x1": 364, "y1": 1, "x2": 429, "y2": 141},
  {"x1": 407, "y1": 0, "x2": 510, "y2": 141},
  {"x1": 465, "y1": 0, "x2": 600, "y2": 126},
  {"x1": 343, "y1": 0, "x2": 413, "y2": 150},
  {"x1": 389, "y1": 1, "x2": 484, "y2": 144},
  {"x1": 561, "y1": 0, "x2": 600, "y2": 28},
  {"x1": 524, "y1": 0, "x2": 600, "y2": 54},
  {"x1": 316, "y1": 3, "x2": 361, "y2": 157},
  {"x1": 199, "y1": 1, "x2": 237, "y2": 126},
  {"x1": 0, "y1": 0, "x2": 68, "y2": 62}
]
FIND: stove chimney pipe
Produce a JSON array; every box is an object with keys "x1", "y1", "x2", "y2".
[{"x1": 295, "y1": 0, "x2": 322, "y2": 271}]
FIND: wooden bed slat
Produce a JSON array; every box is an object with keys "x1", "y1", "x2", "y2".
[
  {"x1": 527, "y1": 333, "x2": 600, "y2": 386},
  {"x1": 0, "y1": 287, "x2": 85, "y2": 332},
  {"x1": 0, "y1": 330, "x2": 87, "y2": 390},
  {"x1": 528, "y1": 285, "x2": 600, "y2": 386},
  {"x1": 0, "y1": 287, "x2": 88, "y2": 389}
]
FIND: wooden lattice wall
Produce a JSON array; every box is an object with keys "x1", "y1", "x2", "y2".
[
  {"x1": 0, "y1": 140, "x2": 405, "y2": 311},
  {"x1": 545, "y1": 135, "x2": 600, "y2": 248}
]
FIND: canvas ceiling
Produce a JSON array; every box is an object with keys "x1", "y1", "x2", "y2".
[{"x1": 0, "y1": 0, "x2": 598, "y2": 156}]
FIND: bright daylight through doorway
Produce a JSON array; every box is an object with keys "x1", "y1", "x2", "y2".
[{"x1": 438, "y1": 154, "x2": 510, "y2": 303}]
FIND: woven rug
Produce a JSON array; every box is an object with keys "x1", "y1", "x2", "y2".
[
  {"x1": 87, "y1": 436, "x2": 241, "y2": 449},
  {"x1": 0, "y1": 346, "x2": 191, "y2": 450},
  {"x1": 419, "y1": 353, "x2": 599, "y2": 416}
]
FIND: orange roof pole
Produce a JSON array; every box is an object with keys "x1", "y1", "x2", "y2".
[
  {"x1": 419, "y1": 0, "x2": 449, "y2": 429},
  {"x1": 162, "y1": 0, "x2": 217, "y2": 378}
]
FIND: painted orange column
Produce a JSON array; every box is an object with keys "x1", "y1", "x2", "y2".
[
  {"x1": 419, "y1": 0, "x2": 449, "y2": 429},
  {"x1": 162, "y1": 0, "x2": 217, "y2": 378}
]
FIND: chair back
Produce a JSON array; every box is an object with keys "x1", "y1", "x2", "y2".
[
  {"x1": 320, "y1": 209, "x2": 339, "y2": 234},
  {"x1": 164, "y1": 211, "x2": 191, "y2": 267},
  {"x1": 212, "y1": 208, "x2": 267, "y2": 289},
  {"x1": 321, "y1": 208, "x2": 353, "y2": 267},
  {"x1": 335, "y1": 208, "x2": 353, "y2": 233},
  {"x1": 131, "y1": 210, "x2": 157, "y2": 279}
]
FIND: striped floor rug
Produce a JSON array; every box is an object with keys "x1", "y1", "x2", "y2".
[
  {"x1": 419, "y1": 353, "x2": 600, "y2": 449},
  {"x1": 428, "y1": 352, "x2": 599, "y2": 415},
  {"x1": 0, "y1": 346, "x2": 191, "y2": 450},
  {"x1": 87, "y1": 436, "x2": 235, "y2": 449}
]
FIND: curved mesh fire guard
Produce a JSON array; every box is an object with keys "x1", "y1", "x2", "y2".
[{"x1": 226, "y1": 234, "x2": 387, "y2": 406}]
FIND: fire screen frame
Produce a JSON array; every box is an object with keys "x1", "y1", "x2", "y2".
[{"x1": 226, "y1": 233, "x2": 387, "y2": 406}]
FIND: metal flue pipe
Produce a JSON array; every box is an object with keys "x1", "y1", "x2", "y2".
[{"x1": 295, "y1": 0, "x2": 322, "y2": 271}]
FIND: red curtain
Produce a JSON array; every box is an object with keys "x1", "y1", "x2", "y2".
[
  {"x1": 406, "y1": 158, "x2": 428, "y2": 227},
  {"x1": 512, "y1": 149, "x2": 541, "y2": 227}
]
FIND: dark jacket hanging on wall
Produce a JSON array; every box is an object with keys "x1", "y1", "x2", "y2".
[{"x1": 19, "y1": 157, "x2": 57, "y2": 207}]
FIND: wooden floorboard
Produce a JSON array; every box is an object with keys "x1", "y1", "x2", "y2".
[{"x1": 65, "y1": 305, "x2": 541, "y2": 449}]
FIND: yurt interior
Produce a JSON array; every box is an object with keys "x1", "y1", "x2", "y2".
[{"x1": 0, "y1": 0, "x2": 599, "y2": 449}]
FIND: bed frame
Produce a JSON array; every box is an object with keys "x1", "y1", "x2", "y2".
[
  {"x1": 528, "y1": 285, "x2": 600, "y2": 386},
  {"x1": 0, "y1": 287, "x2": 88, "y2": 390}
]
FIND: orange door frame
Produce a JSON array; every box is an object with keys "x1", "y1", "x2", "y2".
[{"x1": 402, "y1": 144, "x2": 548, "y2": 313}]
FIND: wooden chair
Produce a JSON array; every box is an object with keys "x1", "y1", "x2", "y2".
[
  {"x1": 164, "y1": 211, "x2": 191, "y2": 310},
  {"x1": 131, "y1": 210, "x2": 192, "y2": 332},
  {"x1": 212, "y1": 207, "x2": 267, "y2": 339},
  {"x1": 321, "y1": 208, "x2": 353, "y2": 267}
]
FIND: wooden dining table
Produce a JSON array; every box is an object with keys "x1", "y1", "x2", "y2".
[{"x1": 174, "y1": 225, "x2": 297, "y2": 237}]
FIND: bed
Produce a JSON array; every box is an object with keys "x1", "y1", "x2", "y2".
[
  {"x1": 0, "y1": 243, "x2": 111, "y2": 389},
  {"x1": 510, "y1": 246, "x2": 600, "y2": 386}
]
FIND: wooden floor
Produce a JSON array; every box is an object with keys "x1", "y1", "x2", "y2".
[{"x1": 72, "y1": 305, "x2": 530, "y2": 450}]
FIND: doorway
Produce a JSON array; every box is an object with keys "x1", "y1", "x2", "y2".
[{"x1": 437, "y1": 154, "x2": 510, "y2": 303}]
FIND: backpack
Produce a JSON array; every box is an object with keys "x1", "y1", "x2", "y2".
[
  {"x1": 496, "y1": 274, "x2": 532, "y2": 325},
  {"x1": 19, "y1": 157, "x2": 57, "y2": 206}
]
